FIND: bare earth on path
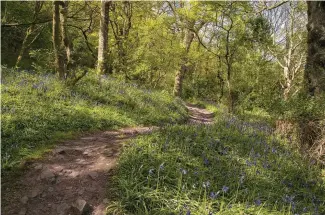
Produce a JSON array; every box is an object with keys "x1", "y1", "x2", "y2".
[{"x1": 2, "y1": 104, "x2": 214, "y2": 215}]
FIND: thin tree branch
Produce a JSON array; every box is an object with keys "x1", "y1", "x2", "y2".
[
  {"x1": 67, "y1": 24, "x2": 97, "y2": 59},
  {"x1": 1, "y1": 19, "x2": 52, "y2": 27}
]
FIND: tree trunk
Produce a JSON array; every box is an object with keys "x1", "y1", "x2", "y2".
[
  {"x1": 15, "y1": 1, "x2": 42, "y2": 68},
  {"x1": 173, "y1": 26, "x2": 194, "y2": 97},
  {"x1": 225, "y1": 25, "x2": 233, "y2": 113},
  {"x1": 53, "y1": 1, "x2": 65, "y2": 79},
  {"x1": 97, "y1": 0, "x2": 110, "y2": 76},
  {"x1": 15, "y1": 26, "x2": 36, "y2": 68},
  {"x1": 305, "y1": 2, "x2": 325, "y2": 96},
  {"x1": 60, "y1": 1, "x2": 73, "y2": 75},
  {"x1": 226, "y1": 67, "x2": 233, "y2": 113}
]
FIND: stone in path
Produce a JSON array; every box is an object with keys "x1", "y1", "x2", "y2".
[{"x1": 68, "y1": 199, "x2": 92, "y2": 215}]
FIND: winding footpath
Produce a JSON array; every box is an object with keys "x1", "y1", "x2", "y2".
[{"x1": 2, "y1": 104, "x2": 214, "y2": 215}]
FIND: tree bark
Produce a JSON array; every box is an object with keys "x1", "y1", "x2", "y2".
[
  {"x1": 60, "y1": 1, "x2": 73, "y2": 75},
  {"x1": 173, "y1": 25, "x2": 194, "y2": 97},
  {"x1": 15, "y1": 1, "x2": 42, "y2": 68},
  {"x1": 224, "y1": 19, "x2": 234, "y2": 113},
  {"x1": 53, "y1": 1, "x2": 65, "y2": 79},
  {"x1": 97, "y1": 0, "x2": 110, "y2": 76},
  {"x1": 305, "y1": 1, "x2": 325, "y2": 96}
]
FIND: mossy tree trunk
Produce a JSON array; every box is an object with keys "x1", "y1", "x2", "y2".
[
  {"x1": 53, "y1": 1, "x2": 65, "y2": 79},
  {"x1": 15, "y1": 1, "x2": 43, "y2": 68},
  {"x1": 173, "y1": 24, "x2": 194, "y2": 97},
  {"x1": 59, "y1": 1, "x2": 73, "y2": 76}
]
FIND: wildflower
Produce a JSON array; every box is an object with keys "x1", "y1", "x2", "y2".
[
  {"x1": 283, "y1": 195, "x2": 295, "y2": 204},
  {"x1": 204, "y1": 157, "x2": 209, "y2": 166},
  {"x1": 246, "y1": 160, "x2": 252, "y2": 167},
  {"x1": 209, "y1": 191, "x2": 220, "y2": 199},
  {"x1": 222, "y1": 185, "x2": 229, "y2": 193},
  {"x1": 159, "y1": 163, "x2": 165, "y2": 170},
  {"x1": 254, "y1": 199, "x2": 261, "y2": 206},
  {"x1": 263, "y1": 162, "x2": 270, "y2": 169},
  {"x1": 271, "y1": 147, "x2": 277, "y2": 153},
  {"x1": 186, "y1": 210, "x2": 191, "y2": 215}
]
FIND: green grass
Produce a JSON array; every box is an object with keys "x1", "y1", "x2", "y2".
[
  {"x1": 1, "y1": 68, "x2": 188, "y2": 169},
  {"x1": 109, "y1": 115, "x2": 325, "y2": 215}
]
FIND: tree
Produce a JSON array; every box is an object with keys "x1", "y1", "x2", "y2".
[
  {"x1": 267, "y1": 1, "x2": 307, "y2": 100},
  {"x1": 97, "y1": 0, "x2": 110, "y2": 75},
  {"x1": 305, "y1": 1, "x2": 325, "y2": 96},
  {"x1": 15, "y1": 1, "x2": 44, "y2": 68},
  {"x1": 173, "y1": 19, "x2": 195, "y2": 97},
  {"x1": 110, "y1": 1, "x2": 132, "y2": 77},
  {"x1": 53, "y1": 1, "x2": 65, "y2": 79},
  {"x1": 60, "y1": 1, "x2": 73, "y2": 74},
  {"x1": 168, "y1": 1, "x2": 205, "y2": 97}
]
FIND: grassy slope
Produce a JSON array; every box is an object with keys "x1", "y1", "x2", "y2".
[
  {"x1": 110, "y1": 113, "x2": 325, "y2": 215},
  {"x1": 1, "y1": 70, "x2": 188, "y2": 169}
]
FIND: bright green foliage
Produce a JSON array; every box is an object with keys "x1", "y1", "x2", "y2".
[
  {"x1": 1, "y1": 68, "x2": 187, "y2": 169},
  {"x1": 110, "y1": 116, "x2": 325, "y2": 215},
  {"x1": 1, "y1": 1, "x2": 314, "y2": 116}
]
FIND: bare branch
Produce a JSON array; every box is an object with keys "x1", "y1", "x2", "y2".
[
  {"x1": 257, "y1": 1, "x2": 288, "y2": 14},
  {"x1": 2, "y1": 19, "x2": 52, "y2": 27}
]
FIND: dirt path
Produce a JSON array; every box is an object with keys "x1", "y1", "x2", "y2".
[
  {"x1": 2, "y1": 104, "x2": 214, "y2": 215},
  {"x1": 187, "y1": 103, "x2": 214, "y2": 124}
]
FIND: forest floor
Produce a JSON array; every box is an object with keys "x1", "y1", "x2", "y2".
[{"x1": 2, "y1": 104, "x2": 214, "y2": 215}]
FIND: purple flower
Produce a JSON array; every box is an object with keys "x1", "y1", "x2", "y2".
[
  {"x1": 204, "y1": 157, "x2": 209, "y2": 166},
  {"x1": 222, "y1": 185, "x2": 229, "y2": 193},
  {"x1": 263, "y1": 162, "x2": 270, "y2": 169},
  {"x1": 283, "y1": 195, "x2": 295, "y2": 204},
  {"x1": 159, "y1": 163, "x2": 165, "y2": 170},
  {"x1": 210, "y1": 191, "x2": 220, "y2": 199},
  {"x1": 186, "y1": 210, "x2": 191, "y2": 215},
  {"x1": 254, "y1": 199, "x2": 261, "y2": 206},
  {"x1": 271, "y1": 147, "x2": 277, "y2": 153}
]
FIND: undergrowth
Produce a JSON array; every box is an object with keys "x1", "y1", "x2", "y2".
[
  {"x1": 1, "y1": 68, "x2": 187, "y2": 169},
  {"x1": 109, "y1": 115, "x2": 325, "y2": 215}
]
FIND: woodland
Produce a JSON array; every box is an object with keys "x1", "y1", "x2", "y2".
[{"x1": 1, "y1": 1, "x2": 325, "y2": 215}]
